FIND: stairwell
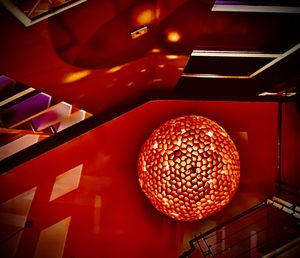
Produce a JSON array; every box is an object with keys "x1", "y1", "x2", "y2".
[
  {"x1": 0, "y1": 75, "x2": 92, "y2": 161},
  {"x1": 180, "y1": 194, "x2": 300, "y2": 258}
]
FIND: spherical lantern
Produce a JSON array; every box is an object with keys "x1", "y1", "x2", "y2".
[{"x1": 137, "y1": 115, "x2": 240, "y2": 221}]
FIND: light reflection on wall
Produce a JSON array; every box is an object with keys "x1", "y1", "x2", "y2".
[
  {"x1": 34, "y1": 217, "x2": 71, "y2": 258},
  {"x1": 106, "y1": 65, "x2": 124, "y2": 74},
  {"x1": 62, "y1": 70, "x2": 91, "y2": 84},
  {"x1": 132, "y1": 4, "x2": 156, "y2": 26},
  {"x1": 50, "y1": 164, "x2": 83, "y2": 202}
]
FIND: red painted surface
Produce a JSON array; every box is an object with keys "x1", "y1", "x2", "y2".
[
  {"x1": 281, "y1": 103, "x2": 300, "y2": 185},
  {"x1": 0, "y1": 100, "x2": 278, "y2": 257},
  {"x1": 1, "y1": 0, "x2": 298, "y2": 114}
]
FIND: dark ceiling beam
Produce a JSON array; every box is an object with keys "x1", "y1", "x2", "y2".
[{"x1": 212, "y1": 0, "x2": 300, "y2": 13}]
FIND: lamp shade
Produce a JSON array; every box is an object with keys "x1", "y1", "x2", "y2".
[{"x1": 137, "y1": 115, "x2": 240, "y2": 221}]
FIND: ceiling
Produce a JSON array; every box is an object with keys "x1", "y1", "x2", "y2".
[{"x1": 0, "y1": 0, "x2": 300, "y2": 114}]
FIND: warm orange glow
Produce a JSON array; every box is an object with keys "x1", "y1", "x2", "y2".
[
  {"x1": 106, "y1": 65, "x2": 123, "y2": 74},
  {"x1": 151, "y1": 48, "x2": 161, "y2": 53},
  {"x1": 167, "y1": 30, "x2": 181, "y2": 42},
  {"x1": 138, "y1": 115, "x2": 240, "y2": 221},
  {"x1": 166, "y1": 55, "x2": 179, "y2": 60},
  {"x1": 132, "y1": 6, "x2": 155, "y2": 26},
  {"x1": 63, "y1": 70, "x2": 91, "y2": 84}
]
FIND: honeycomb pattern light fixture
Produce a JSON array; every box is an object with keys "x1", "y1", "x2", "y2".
[{"x1": 137, "y1": 115, "x2": 240, "y2": 221}]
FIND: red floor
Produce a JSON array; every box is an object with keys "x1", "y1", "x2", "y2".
[{"x1": 0, "y1": 100, "x2": 279, "y2": 258}]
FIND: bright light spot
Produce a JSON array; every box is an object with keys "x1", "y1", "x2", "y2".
[
  {"x1": 132, "y1": 5, "x2": 155, "y2": 26},
  {"x1": 167, "y1": 30, "x2": 181, "y2": 42},
  {"x1": 206, "y1": 131, "x2": 213, "y2": 137},
  {"x1": 162, "y1": 197, "x2": 169, "y2": 206},
  {"x1": 166, "y1": 55, "x2": 179, "y2": 60},
  {"x1": 127, "y1": 81, "x2": 134, "y2": 87},
  {"x1": 63, "y1": 70, "x2": 91, "y2": 84},
  {"x1": 140, "y1": 68, "x2": 147, "y2": 73},
  {"x1": 139, "y1": 178, "x2": 144, "y2": 187},
  {"x1": 178, "y1": 67, "x2": 184, "y2": 71},
  {"x1": 177, "y1": 139, "x2": 182, "y2": 146},
  {"x1": 207, "y1": 179, "x2": 213, "y2": 184},
  {"x1": 151, "y1": 48, "x2": 161, "y2": 53},
  {"x1": 181, "y1": 129, "x2": 186, "y2": 134},
  {"x1": 106, "y1": 65, "x2": 123, "y2": 74},
  {"x1": 221, "y1": 170, "x2": 228, "y2": 175},
  {"x1": 171, "y1": 212, "x2": 179, "y2": 217},
  {"x1": 158, "y1": 64, "x2": 165, "y2": 68},
  {"x1": 220, "y1": 131, "x2": 227, "y2": 137},
  {"x1": 258, "y1": 92, "x2": 277, "y2": 96},
  {"x1": 153, "y1": 142, "x2": 158, "y2": 149}
]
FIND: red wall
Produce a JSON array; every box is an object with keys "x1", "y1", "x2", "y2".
[{"x1": 0, "y1": 100, "x2": 278, "y2": 257}]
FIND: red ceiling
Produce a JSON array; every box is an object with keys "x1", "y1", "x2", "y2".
[{"x1": 0, "y1": 0, "x2": 299, "y2": 113}]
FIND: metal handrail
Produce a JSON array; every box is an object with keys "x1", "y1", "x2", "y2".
[{"x1": 179, "y1": 200, "x2": 267, "y2": 258}]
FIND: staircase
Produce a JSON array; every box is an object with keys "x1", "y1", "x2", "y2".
[
  {"x1": 180, "y1": 196, "x2": 300, "y2": 258},
  {"x1": 0, "y1": 75, "x2": 92, "y2": 161}
]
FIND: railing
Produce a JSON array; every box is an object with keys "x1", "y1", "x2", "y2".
[
  {"x1": 0, "y1": 75, "x2": 92, "y2": 166},
  {"x1": 180, "y1": 195, "x2": 300, "y2": 258}
]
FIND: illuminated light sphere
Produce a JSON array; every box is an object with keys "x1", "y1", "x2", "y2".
[
  {"x1": 166, "y1": 30, "x2": 181, "y2": 42},
  {"x1": 137, "y1": 115, "x2": 240, "y2": 221}
]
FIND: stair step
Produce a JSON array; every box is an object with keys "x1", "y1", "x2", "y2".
[
  {"x1": 30, "y1": 101, "x2": 72, "y2": 131},
  {"x1": 1, "y1": 92, "x2": 52, "y2": 127},
  {"x1": 0, "y1": 134, "x2": 40, "y2": 161},
  {"x1": 0, "y1": 87, "x2": 35, "y2": 108},
  {"x1": 267, "y1": 197, "x2": 300, "y2": 219},
  {"x1": 0, "y1": 76, "x2": 30, "y2": 102},
  {"x1": 272, "y1": 196, "x2": 300, "y2": 212},
  {"x1": 0, "y1": 75, "x2": 93, "y2": 162},
  {"x1": 0, "y1": 128, "x2": 49, "y2": 147},
  {"x1": 272, "y1": 196, "x2": 293, "y2": 208},
  {"x1": 0, "y1": 75, "x2": 16, "y2": 101},
  {"x1": 54, "y1": 109, "x2": 87, "y2": 132},
  {"x1": 0, "y1": 132, "x2": 24, "y2": 147}
]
